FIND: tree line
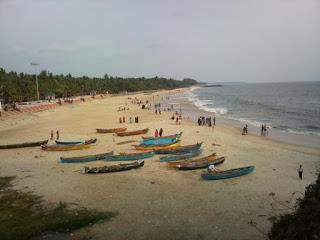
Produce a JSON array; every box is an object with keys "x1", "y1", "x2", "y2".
[{"x1": 0, "y1": 68, "x2": 197, "y2": 103}]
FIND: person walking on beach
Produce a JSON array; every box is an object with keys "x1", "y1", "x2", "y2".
[
  {"x1": 50, "y1": 130, "x2": 54, "y2": 140},
  {"x1": 56, "y1": 130, "x2": 60, "y2": 140},
  {"x1": 265, "y1": 125, "x2": 269, "y2": 136},
  {"x1": 242, "y1": 125, "x2": 248, "y2": 135},
  {"x1": 159, "y1": 128, "x2": 163, "y2": 137},
  {"x1": 123, "y1": 116, "x2": 125, "y2": 123},
  {"x1": 129, "y1": 117, "x2": 132, "y2": 124},
  {"x1": 298, "y1": 165, "x2": 303, "y2": 180},
  {"x1": 155, "y1": 129, "x2": 159, "y2": 137},
  {"x1": 261, "y1": 124, "x2": 264, "y2": 136},
  {"x1": 213, "y1": 116, "x2": 216, "y2": 126},
  {"x1": 120, "y1": 117, "x2": 122, "y2": 124}
]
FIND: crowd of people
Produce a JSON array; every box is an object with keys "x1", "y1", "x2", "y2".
[
  {"x1": 119, "y1": 116, "x2": 139, "y2": 124},
  {"x1": 197, "y1": 116, "x2": 216, "y2": 127},
  {"x1": 171, "y1": 112, "x2": 182, "y2": 125},
  {"x1": 118, "y1": 105, "x2": 129, "y2": 111}
]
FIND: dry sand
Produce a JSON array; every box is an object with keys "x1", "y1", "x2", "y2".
[{"x1": 0, "y1": 89, "x2": 319, "y2": 240}]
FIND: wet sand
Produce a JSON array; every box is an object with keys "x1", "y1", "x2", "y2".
[{"x1": 0, "y1": 89, "x2": 319, "y2": 240}]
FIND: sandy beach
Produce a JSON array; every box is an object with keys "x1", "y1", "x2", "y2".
[{"x1": 0, "y1": 89, "x2": 319, "y2": 240}]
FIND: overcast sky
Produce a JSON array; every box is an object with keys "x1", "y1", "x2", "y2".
[{"x1": 0, "y1": 0, "x2": 319, "y2": 82}]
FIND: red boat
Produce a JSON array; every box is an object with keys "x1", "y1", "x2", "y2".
[
  {"x1": 96, "y1": 127, "x2": 127, "y2": 134},
  {"x1": 116, "y1": 128, "x2": 149, "y2": 137}
]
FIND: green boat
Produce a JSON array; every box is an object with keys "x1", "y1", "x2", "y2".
[{"x1": 105, "y1": 151, "x2": 155, "y2": 161}]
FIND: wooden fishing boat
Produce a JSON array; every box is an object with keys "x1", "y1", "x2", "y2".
[
  {"x1": 60, "y1": 151, "x2": 114, "y2": 163},
  {"x1": 83, "y1": 160, "x2": 144, "y2": 174},
  {"x1": 201, "y1": 166, "x2": 255, "y2": 180},
  {"x1": 159, "y1": 149, "x2": 203, "y2": 162},
  {"x1": 105, "y1": 151, "x2": 155, "y2": 161},
  {"x1": 167, "y1": 153, "x2": 217, "y2": 166},
  {"x1": 56, "y1": 139, "x2": 85, "y2": 145},
  {"x1": 96, "y1": 127, "x2": 127, "y2": 134},
  {"x1": 170, "y1": 155, "x2": 225, "y2": 170},
  {"x1": 116, "y1": 128, "x2": 149, "y2": 137},
  {"x1": 133, "y1": 140, "x2": 181, "y2": 151},
  {"x1": 141, "y1": 132, "x2": 182, "y2": 145},
  {"x1": 42, "y1": 138, "x2": 97, "y2": 151},
  {"x1": 155, "y1": 142, "x2": 202, "y2": 154},
  {"x1": 0, "y1": 139, "x2": 48, "y2": 150}
]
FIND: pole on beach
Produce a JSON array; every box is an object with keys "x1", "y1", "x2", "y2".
[{"x1": 31, "y1": 63, "x2": 40, "y2": 101}]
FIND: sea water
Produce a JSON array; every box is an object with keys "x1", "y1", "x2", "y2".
[{"x1": 188, "y1": 82, "x2": 320, "y2": 137}]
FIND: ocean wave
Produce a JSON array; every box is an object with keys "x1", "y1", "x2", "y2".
[
  {"x1": 187, "y1": 91, "x2": 228, "y2": 115},
  {"x1": 226, "y1": 116, "x2": 266, "y2": 128},
  {"x1": 286, "y1": 128, "x2": 320, "y2": 137}
]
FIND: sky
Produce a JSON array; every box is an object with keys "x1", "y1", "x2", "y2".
[{"x1": 0, "y1": 0, "x2": 319, "y2": 82}]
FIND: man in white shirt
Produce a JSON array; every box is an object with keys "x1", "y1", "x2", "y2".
[{"x1": 208, "y1": 164, "x2": 217, "y2": 173}]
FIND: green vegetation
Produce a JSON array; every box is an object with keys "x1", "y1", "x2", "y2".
[
  {"x1": 0, "y1": 68, "x2": 197, "y2": 103},
  {"x1": 269, "y1": 172, "x2": 320, "y2": 240},
  {"x1": 0, "y1": 176, "x2": 116, "y2": 240}
]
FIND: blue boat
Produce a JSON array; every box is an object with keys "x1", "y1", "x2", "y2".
[
  {"x1": 160, "y1": 149, "x2": 203, "y2": 162},
  {"x1": 201, "y1": 166, "x2": 255, "y2": 180},
  {"x1": 60, "y1": 151, "x2": 114, "y2": 163},
  {"x1": 105, "y1": 151, "x2": 155, "y2": 161},
  {"x1": 141, "y1": 132, "x2": 183, "y2": 146}
]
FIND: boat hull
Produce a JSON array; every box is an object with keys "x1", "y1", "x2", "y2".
[
  {"x1": 105, "y1": 151, "x2": 155, "y2": 161},
  {"x1": 0, "y1": 140, "x2": 48, "y2": 150},
  {"x1": 96, "y1": 127, "x2": 127, "y2": 134},
  {"x1": 201, "y1": 166, "x2": 255, "y2": 180},
  {"x1": 42, "y1": 138, "x2": 97, "y2": 151},
  {"x1": 56, "y1": 140, "x2": 85, "y2": 145},
  {"x1": 117, "y1": 128, "x2": 149, "y2": 137},
  {"x1": 160, "y1": 149, "x2": 202, "y2": 162},
  {"x1": 169, "y1": 155, "x2": 224, "y2": 170},
  {"x1": 142, "y1": 132, "x2": 182, "y2": 145},
  {"x1": 60, "y1": 151, "x2": 114, "y2": 163},
  {"x1": 133, "y1": 141, "x2": 180, "y2": 151},
  {"x1": 83, "y1": 160, "x2": 144, "y2": 174},
  {"x1": 155, "y1": 142, "x2": 202, "y2": 154}
]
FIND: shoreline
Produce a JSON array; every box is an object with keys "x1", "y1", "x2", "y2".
[
  {"x1": 171, "y1": 87, "x2": 320, "y2": 149},
  {"x1": 0, "y1": 88, "x2": 319, "y2": 240}
]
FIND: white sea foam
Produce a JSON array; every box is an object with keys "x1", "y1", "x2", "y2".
[
  {"x1": 187, "y1": 90, "x2": 228, "y2": 115},
  {"x1": 286, "y1": 128, "x2": 320, "y2": 137},
  {"x1": 226, "y1": 116, "x2": 266, "y2": 128}
]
